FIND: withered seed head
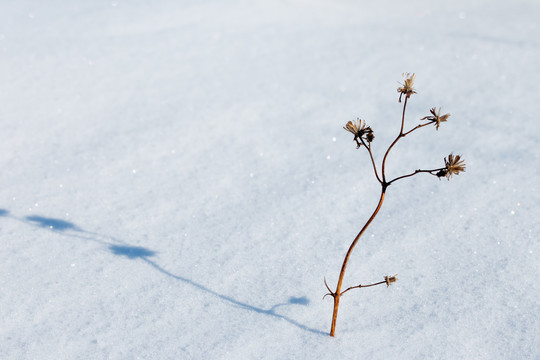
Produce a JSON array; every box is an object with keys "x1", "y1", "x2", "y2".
[
  {"x1": 343, "y1": 118, "x2": 375, "y2": 148},
  {"x1": 343, "y1": 118, "x2": 365, "y2": 135},
  {"x1": 385, "y1": 274, "x2": 398, "y2": 287},
  {"x1": 421, "y1": 107, "x2": 450, "y2": 130},
  {"x1": 366, "y1": 132, "x2": 375, "y2": 143},
  {"x1": 442, "y1": 153, "x2": 466, "y2": 180},
  {"x1": 397, "y1": 73, "x2": 416, "y2": 102}
]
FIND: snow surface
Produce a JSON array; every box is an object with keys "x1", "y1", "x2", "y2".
[{"x1": 1, "y1": 1, "x2": 539, "y2": 359}]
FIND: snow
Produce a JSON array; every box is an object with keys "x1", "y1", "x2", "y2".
[{"x1": 1, "y1": 0, "x2": 539, "y2": 358}]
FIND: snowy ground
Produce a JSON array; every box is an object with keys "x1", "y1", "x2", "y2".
[{"x1": 1, "y1": 1, "x2": 539, "y2": 359}]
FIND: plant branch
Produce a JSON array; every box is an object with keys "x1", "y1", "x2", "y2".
[
  {"x1": 387, "y1": 167, "x2": 445, "y2": 186},
  {"x1": 339, "y1": 280, "x2": 387, "y2": 296},
  {"x1": 361, "y1": 138, "x2": 382, "y2": 184},
  {"x1": 323, "y1": 277, "x2": 334, "y2": 299},
  {"x1": 329, "y1": 186, "x2": 387, "y2": 336},
  {"x1": 381, "y1": 97, "x2": 408, "y2": 182},
  {"x1": 402, "y1": 122, "x2": 431, "y2": 136},
  {"x1": 399, "y1": 96, "x2": 407, "y2": 134}
]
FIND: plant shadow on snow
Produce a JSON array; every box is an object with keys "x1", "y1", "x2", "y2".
[
  {"x1": 287, "y1": 296, "x2": 310, "y2": 305},
  {"x1": 25, "y1": 215, "x2": 80, "y2": 231},
  {"x1": 141, "y1": 257, "x2": 322, "y2": 334},
  {"x1": 4, "y1": 212, "x2": 324, "y2": 335},
  {"x1": 109, "y1": 245, "x2": 157, "y2": 258}
]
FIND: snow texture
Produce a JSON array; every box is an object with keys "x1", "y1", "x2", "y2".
[{"x1": 1, "y1": 1, "x2": 539, "y2": 359}]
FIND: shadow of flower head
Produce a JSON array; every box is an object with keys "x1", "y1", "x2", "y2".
[
  {"x1": 26, "y1": 215, "x2": 79, "y2": 231},
  {"x1": 288, "y1": 296, "x2": 310, "y2": 306},
  {"x1": 0, "y1": 209, "x2": 9, "y2": 217},
  {"x1": 109, "y1": 245, "x2": 156, "y2": 259}
]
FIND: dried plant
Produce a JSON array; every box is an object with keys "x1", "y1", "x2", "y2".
[{"x1": 325, "y1": 73, "x2": 465, "y2": 337}]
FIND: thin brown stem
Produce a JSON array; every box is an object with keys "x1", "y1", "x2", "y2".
[
  {"x1": 361, "y1": 139, "x2": 382, "y2": 184},
  {"x1": 399, "y1": 96, "x2": 407, "y2": 134},
  {"x1": 382, "y1": 97, "x2": 408, "y2": 183},
  {"x1": 387, "y1": 167, "x2": 445, "y2": 185},
  {"x1": 402, "y1": 122, "x2": 431, "y2": 136},
  {"x1": 329, "y1": 186, "x2": 387, "y2": 337},
  {"x1": 339, "y1": 280, "x2": 387, "y2": 296}
]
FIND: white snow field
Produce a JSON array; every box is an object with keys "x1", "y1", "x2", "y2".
[{"x1": 1, "y1": 0, "x2": 539, "y2": 359}]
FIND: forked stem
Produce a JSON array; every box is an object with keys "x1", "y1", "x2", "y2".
[
  {"x1": 381, "y1": 97, "x2": 408, "y2": 183},
  {"x1": 327, "y1": 74, "x2": 460, "y2": 337},
  {"x1": 329, "y1": 186, "x2": 387, "y2": 337}
]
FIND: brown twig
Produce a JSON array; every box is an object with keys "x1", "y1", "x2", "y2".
[
  {"x1": 339, "y1": 280, "x2": 387, "y2": 296},
  {"x1": 361, "y1": 138, "x2": 382, "y2": 184},
  {"x1": 381, "y1": 96, "x2": 409, "y2": 183},
  {"x1": 329, "y1": 186, "x2": 386, "y2": 336},
  {"x1": 402, "y1": 122, "x2": 431, "y2": 136},
  {"x1": 327, "y1": 73, "x2": 464, "y2": 337},
  {"x1": 387, "y1": 168, "x2": 445, "y2": 186}
]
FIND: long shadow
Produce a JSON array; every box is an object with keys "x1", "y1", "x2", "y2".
[
  {"x1": 26, "y1": 215, "x2": 81, "y2": 231},
  {"x1": 2, "y1": 211, "x2": 325, "y2": 335},
  {"x1": 140, "y1": 257, "x2": 322, "y2": 335}
]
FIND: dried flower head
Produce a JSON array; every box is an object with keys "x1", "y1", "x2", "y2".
[
  {"x1": 421, "y1": 107, "x2": 450, "y2": 130},
  {"x1": 438, "y1": 153, "x2": 466, "y2": 180},
  {"x1": 385, "y1": 274, "x2": 398, "y2": 287},
  {"x1": 397, "y1": 73, "x2": 416, "y2": 102},
  {"x1": 343, "y1": 118, "x2": 375, "y2": 148}
]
